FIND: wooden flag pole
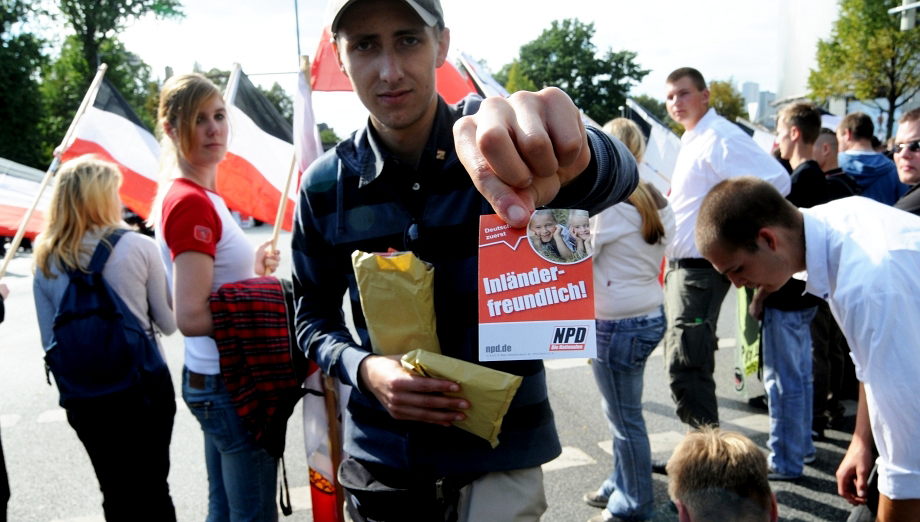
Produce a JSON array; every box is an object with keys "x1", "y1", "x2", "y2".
[
  {"x1": 269, "y1": 56, "x2": 311, "y2": 252},
  {"x1": 0, "y1": 64, "x2": 109, "y2": 280}
]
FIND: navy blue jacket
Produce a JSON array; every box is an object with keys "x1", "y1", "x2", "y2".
[{"x1": 292, "y1": 95, "x2": 637, "y2": 475}]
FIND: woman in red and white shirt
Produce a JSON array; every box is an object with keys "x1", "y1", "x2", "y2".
[{"x1": 152, "y1": 73, "x2": 280, "y2": 521}]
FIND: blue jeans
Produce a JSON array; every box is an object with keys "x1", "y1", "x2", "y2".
[
  {"x1": 592, "y1": 307, "x2": 666, "y2": 520},
  {"x1": 182, "y1": 368, "x2": 278, "y2": 522},
  {"x1": 763, "y1": 307, "x2": 817, "y2": 476}
]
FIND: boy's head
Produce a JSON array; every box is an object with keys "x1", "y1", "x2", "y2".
[
  {"x1": 776, "y1": 103, "x2": 821, "y2": 160},
  {"x1": 328, "y1": 0, "x2": 449, "y2": 137},
  {"x1": 667, "y1": 427, "x2": 778, "y2": 522},
  {"x1": 695, "y1": 177, "x2": 803, "y2": 293},
  {"x1": 530, "y1": 209, "x2": 558, "y2": 244},
  {"x1": 813, "y1": 128, "x2": 838, "y2": 171},
  {"x1": 837, "y1": 112, "x2": 874, "y2": 149}
]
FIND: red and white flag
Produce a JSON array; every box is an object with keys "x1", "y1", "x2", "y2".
[
  {"x1": 217, "y1": 69, "x2": 296, "y2": 230},
  {"x1": 60, "y1": 79, "x2": 160, "y2": 218},
  {"x1": 0, "y1": 159, "x2": 50, "y2": 239}
]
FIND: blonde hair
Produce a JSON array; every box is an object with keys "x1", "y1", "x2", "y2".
[
  {"x1": 602, "y1": 118, "x2": 664, "y2": 245},
  {"x1": 603, "y1": 118, "x2": 646, "y2": 163},
  {"x1": 34, "y1": 157, "x2": 124, "y2": 278},
  {"x1": 148, "y1": 73, "x2": 223, "y2": 226},
  {"x1": 667, "y1": 427, "x2": 773, "y2": 522}
]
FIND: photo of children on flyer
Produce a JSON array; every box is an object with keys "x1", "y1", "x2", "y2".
[{"x1": 528, "y1": 209, "x2": 591, "y2": 263}]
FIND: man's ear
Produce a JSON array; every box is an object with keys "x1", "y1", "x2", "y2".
[
  {"x1": 790, "y1": 125, "x2": 801, "y2": 143},
  {"x1": 770, "y1": 492, "x2": 779, "y2": 522},
  {"x1": 675, "y1": 500, "x2": 693, "y2": 522},
  {"x1": 332, "y1": 39, "x2": 348, "y2": 76},
  {"x1": 758, "y1": 227, "x2": 779, "y2": 251},
  {"x1": 435, "y1": 27, "x2": 450, "y2": 67}
]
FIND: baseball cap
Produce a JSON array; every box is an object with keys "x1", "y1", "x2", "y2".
[{"x1": 327, "y1": 0, "x2": 444, "y2": 33}]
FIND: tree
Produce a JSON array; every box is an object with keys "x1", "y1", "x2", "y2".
[
  {"x1": 57, "y1": 0, "x2": 182, "y2": 83},
  {"x1": 708, "y1": 80, "x2": 746, "y2": 123},
  {"x1": 808, "y1": 0, "x2": 920, "y2": 138},
  {"x1": 0, "y1": 0, "x2": 47, "y2": 168},
  {"x1": 503, "y1": 61, "x2": 537, "y2": 93},
  {"x1": 511, "y1": 19, "x2": 648, "y2": 124}
]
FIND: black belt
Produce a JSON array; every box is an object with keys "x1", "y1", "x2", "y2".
[
  {"x1": 669, "y1": 258, "x2": 713, "y2": 270},
  {"x1": 187, "y1": 370, "x2": 210, "y2": 390}
]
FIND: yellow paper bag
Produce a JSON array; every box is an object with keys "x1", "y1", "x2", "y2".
[
  {"x1": 351, "y1": 250, "x2": 440, "y2": 355},
  {"x1": 400, "y1": 349, "x2": 522, "y2": 448}
]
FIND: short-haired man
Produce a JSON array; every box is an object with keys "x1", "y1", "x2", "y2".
[
  {"x1": 814, "y1": 128, "x2": 840, "y2": 174},
  {"x1": 662, "y1": 67, "x2": 789, "y2": 432},
  {"x1": 837, "y1": 112, "x2": 907, "y2": 205},
  {"x1": 894, "y1": 108, "x2": 920, "y2": 216},
  {"x1": 666, "y1": 427, "x2": 778, "y2": 522},
  {"x1": 696, "y1": 177, "x2": 920, "y2": 522},
  {"x1": 292, "y1": 1, "x2": 638, "y2": 520}
]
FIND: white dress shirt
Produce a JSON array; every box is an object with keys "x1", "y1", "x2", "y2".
[
  {"x1": 802, "y1": 197, "x2": 920, "y2": 499},
  {"x1": 666, "y1": 108, "x2": 790, "y2": 260}
]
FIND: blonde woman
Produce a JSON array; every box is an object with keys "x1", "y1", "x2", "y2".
[
  {"x1": 152, "y1": 73, "x2": 280, "y2": 521},
  {"x1": 584, "y1": 118, "x2": 675, "y2": 522},
  {"x1": 32, "y1": 157, "x2": 177, "y2": 520}
]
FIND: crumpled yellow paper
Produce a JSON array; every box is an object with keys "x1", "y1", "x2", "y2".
[
  {"x1": 351, "y1": 250, "x2": 440, "y2": 356},
  {"x1": 400, "y1": 349, "x2": 522, "y2": 448}
]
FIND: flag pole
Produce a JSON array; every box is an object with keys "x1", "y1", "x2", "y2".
[
  {"x1": 269, "y1": 56, "x2": 310, "y2": 252},
  {"x1": 0, "y1": 63, "x2": 109, "y2": 280}
]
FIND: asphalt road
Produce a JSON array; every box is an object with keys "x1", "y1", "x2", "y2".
[{"x1": 0, "y1": 226, "x2": 856, "y2": 521}]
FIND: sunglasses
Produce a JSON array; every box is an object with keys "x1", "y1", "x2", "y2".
[{"x1": 892, "y1": 140, "x2": 920, "y2": 155}]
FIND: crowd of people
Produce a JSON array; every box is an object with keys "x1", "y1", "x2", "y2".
[{"x1": 1, "y1": 0, "x2": 919, "y2": 521}]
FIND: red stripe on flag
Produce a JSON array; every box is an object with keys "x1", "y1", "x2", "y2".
[
  {"x1": 0, "y1": 204, "x2": 45, "y2": 239},
  {"x1": 217, "y1": 152, "x2": 294, "y2": 231},
  {"x1": 61, "y1": 139, "x2": 158, "y2": 219}
]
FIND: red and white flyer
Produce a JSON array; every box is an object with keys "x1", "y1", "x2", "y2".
[{"x1": 478, "y1": 210, "x2": 596, "y2": 361}]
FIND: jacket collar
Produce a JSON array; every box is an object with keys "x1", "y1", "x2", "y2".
[{"x1": 335, "y1": 96, "x2": 457, "y2": 188}]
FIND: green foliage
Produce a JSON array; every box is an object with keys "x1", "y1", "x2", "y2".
[
  {"x1": 808, "y1": 0, "x2": 920, "y2": 138},
  {"x1": 40, "y1": 36, "x2": 158, "y2": 164},
  {"x1": 708, "y1": 80, "x2": 746, "y2": 123},
  {"x1": 503, "y1": 61, "x2": 537, "y2": 93},
  {"x1": 0, "y1": 0, "x2": 47, "y2": 168},
  {"x1": 511, "y1": 19, "x2": 648, "y2": 123},
  {"x1": 57, "y1": 0, "x2": 182, "y2": 80}
]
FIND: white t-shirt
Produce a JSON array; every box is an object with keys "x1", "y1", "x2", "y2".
[
  {"x1": 802, "y1": 197, "x2": 920, "y2": 499},
  {"x1": 666, "y1": 108, "x2": 790, "y2": 260},
  {"x1": 157, "y1": 178, "x2": 255, "y2": 375},
  {"x1": 590, "y1": 201, "x2": 675, "y2": 320}
]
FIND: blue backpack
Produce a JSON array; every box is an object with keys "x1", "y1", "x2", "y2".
[{"x1": 45, "y1": 229, "x2": 169, "y2": 408}]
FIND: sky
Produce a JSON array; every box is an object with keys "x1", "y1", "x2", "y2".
[{"x1": 117, "y1": 0, "x2": 833, "y2": 135}]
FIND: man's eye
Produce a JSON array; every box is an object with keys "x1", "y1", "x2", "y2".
[
  {"x1": 355, "y1": 40, "x2": 374, "y2": 51},
  {"x1": 401, "y1": 36, "x2": 420, "y2": 46}
]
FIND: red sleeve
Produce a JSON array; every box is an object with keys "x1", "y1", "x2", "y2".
[{"x1": 161, "y1": 180, "x2": 222, "y2": 260}]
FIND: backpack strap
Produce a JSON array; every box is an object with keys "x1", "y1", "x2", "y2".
[{"x1": 86, "y1": 229, "x2": 129, "y2": 274}]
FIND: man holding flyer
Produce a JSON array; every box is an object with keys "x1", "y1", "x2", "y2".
[{"x1": 291, "y1": 0, "x2": 637, "y2": 520}]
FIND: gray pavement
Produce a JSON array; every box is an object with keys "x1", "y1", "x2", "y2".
[{"x1": 0, "y1": 226, "x2": 856, "y2": 521}]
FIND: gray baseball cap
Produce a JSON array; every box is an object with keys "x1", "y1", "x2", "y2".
[{"x1": 327, "y1": 0, "x2": 444, "y2": 33}]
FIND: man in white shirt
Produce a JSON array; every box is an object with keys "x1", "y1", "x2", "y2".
[
  {"x1": 662, "y1": 67, "x2": 789, "y2": 432},
  {"x1": 696, "y1": 177, "x2": 920, "y2": 522}
]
